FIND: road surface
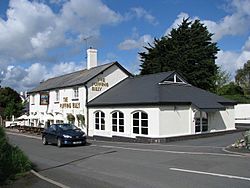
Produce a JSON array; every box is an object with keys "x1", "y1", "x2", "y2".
[{"x1": 7, "y1": 132, "x2": 250, "y2": 188}]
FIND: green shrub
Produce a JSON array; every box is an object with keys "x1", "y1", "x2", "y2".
[
  {"x1": 67, "y1": 113, "x2": 75, "y2": 124},
  {"x1": 244, "y1": 130, "x2": 250, "y2": 149},
  {"x1": 0, "y1": 126, "x2": 31, "y2": 184}
]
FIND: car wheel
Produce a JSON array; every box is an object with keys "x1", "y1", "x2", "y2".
[
  {"x1": 42, "y1": 136, "x2": 48, "y2": 145},
  {"x1": 57, "y1": 138, "x2": 62, "y2": 147}
]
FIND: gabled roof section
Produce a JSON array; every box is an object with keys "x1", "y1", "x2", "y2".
[
  {"x1": 87, "y1": 71, "x2": 236, "y2": 110},
  {"x1": 160, "y1": 71, "x2": 188, "y2": 84},
  {"x1": 28, "y1": 62, "x2": 131, "y2": 93}
]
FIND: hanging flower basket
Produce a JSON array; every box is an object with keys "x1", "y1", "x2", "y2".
[{"x1": 67, "y1": 113, "x2": 75, "y2": 124}]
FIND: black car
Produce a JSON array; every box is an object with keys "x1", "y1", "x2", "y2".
[{"x1": 42, "y1": 124, "x2": 86, "y2": 147}]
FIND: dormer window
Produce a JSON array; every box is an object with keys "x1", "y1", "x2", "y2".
[{"x1": 162, "y1": 73, "x2": 186, "y2": 84}]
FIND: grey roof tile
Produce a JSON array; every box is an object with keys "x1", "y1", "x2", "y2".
[
  {"x1": 29, "y1": 62, "x2": 118, "y2": 93},
  {"x1": 87, "y1": 72, "x2": 236, "y2": 110}
]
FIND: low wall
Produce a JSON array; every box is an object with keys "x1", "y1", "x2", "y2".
[{"x1": 235, "y1": 104, "x2": 250, "y2": 124}]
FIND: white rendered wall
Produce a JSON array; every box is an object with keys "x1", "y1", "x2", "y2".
[
  {"x1": 235, "y1": 104, "x2": 250, "y2": 124},
  {"x1": 29, "y1": 86, "x2": 87, "y2": 129},
  {"x1": 88, "y1": 106, "x2": 160, "y2": 138},
  {"x1": 87, "y1": 64, "x2": 129, "y2": 102},
  {"x1": 208, "y1": 106, "x2": 235, "y2": 131},
  {"x1": 29, "y1": 93, "x2": 47, "y2": 114},
  {"x1": 88, "y1": 105, "x2": 235, "y2": 138},
  {"x1": 29, "y1": 64, "x2": 129, "y2": 129},
  {"x1": 159, "y1": 105, "x2": 191, "y2": 137}
]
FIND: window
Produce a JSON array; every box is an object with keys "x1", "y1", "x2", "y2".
[
  {"x1": 95, "y1": 111, "x2": 105, "y2": 130},
  {"x1": 132, "y1": 111, "x2": 148, "y2": 135},
  {"x1": 164, "y1": 74, "x2": 185, "y2": 84},
  {"x1": 31, "y1": 94, "x2": 35, "y2": 105},
  {"x1": 112, "y1": 111, "x2": 124, "y2": 132},
  {"x1": 73, "y1": 87, "x2": 79, "y2": 98},
  {"x1": 194, "y1": 111, "x2": 208, "y2": 133},
  {"x1": 56, "y1": 90, "x2": 59, "y2": 101}
]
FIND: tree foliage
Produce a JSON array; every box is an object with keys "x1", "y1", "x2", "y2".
[
  {"x1": 0, "y1": 87, "x2": 23, "y2": 120},
  {"x1": 139, "y1": 18, "x2": 219, "y2": 91},
  {"x1": 217, "y1": 82, "x2": 244, "y2": 96},
  {"x1": 235, "y1": 60, "x2": 250, "y2": 96},
  {"x1": 215, "y1": 67, "x2": 231, "y2": 94}
]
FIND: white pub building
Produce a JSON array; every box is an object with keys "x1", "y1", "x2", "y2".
[{"x1": 28, "y1": 49, "x2": 236, "y2": 141}]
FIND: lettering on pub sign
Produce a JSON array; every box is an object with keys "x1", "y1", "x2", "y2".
[
  {"x1": 91, "y1": 78, "x2": 109, "y2": 91},
  {"x1": 60, "y1": 97, "x2": 80, "y2": 109}
]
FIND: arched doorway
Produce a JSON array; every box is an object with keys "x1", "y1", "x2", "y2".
[{"x1": 194, "y1": 111, "x2": 208, "y2": 133}]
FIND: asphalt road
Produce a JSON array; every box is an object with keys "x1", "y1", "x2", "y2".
[{"x1": 7, "y1": 132, "x2": 250, "y2": 188}]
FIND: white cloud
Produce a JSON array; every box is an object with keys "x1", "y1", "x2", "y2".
[
  {"x1": 216, "y1": 49, "x2": 250, "y2": 79},
  {"x1": 165, "y1": 12, "x2": 194, "y2": 36},
  {"x1": 118, "y1": 34, "x2": 153, "y2": 50},
  {"x1": 164, "y1": 0, "x2": 250, "y2": 78},
  {"x1": 129, "y1": 7, "x2": 158, "y2": 25},
  {"x1": 0, "y1": 0, "x2": 122, "y2": 61},
  {"x1": 165, "y1": 1, "x2": 250, "y2": 41},
  {"x1": 203, "y1": 14, "x2": 249, "y2": 41},
  {"x1": 1, "y1": 61, "x2": 83, "y2": 92}
]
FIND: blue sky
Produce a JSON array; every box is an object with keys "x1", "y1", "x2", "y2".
[{"x1": 0, "y1": 0, "x2": 250, "y2": 92}]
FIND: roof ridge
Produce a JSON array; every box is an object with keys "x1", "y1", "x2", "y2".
[
  {"x1": 132, "y1": 71, "x2": 175, "y2": 79},
  {"x1": 43, "y1": 62, "x2": 115, "y2": 82}
]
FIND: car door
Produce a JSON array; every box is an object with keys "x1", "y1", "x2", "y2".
[
  {"x1": 50, "y1": 125, "x2": 58, "y2": 144},
  {"x1": 46, "y1": 125, "x2": 57, "y2": 144}
]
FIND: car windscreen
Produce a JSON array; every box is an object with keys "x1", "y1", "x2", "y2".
[{"x1": 57, "y1": 124, "x2": 77, "y2": 131}]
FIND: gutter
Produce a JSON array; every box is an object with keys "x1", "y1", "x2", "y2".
[{"x1": 84, "y1": 85, "x2": 89, "y2": 136}]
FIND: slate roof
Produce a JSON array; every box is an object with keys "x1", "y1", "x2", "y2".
[
  {"x1": 29, "y1": 62, "x2": 130, "y2": 93},
  {"x1": 87, "y1": 72, "x2": 236, "y2": 111}
]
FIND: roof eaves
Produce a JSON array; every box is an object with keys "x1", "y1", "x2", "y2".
[{"x1": 87, "y1": 101, "x2": 191, "y2": 107}]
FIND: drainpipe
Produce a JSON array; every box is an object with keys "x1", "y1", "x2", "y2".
[{"x1": 84, "y1": 85, "x2": 89, "y2": 136}]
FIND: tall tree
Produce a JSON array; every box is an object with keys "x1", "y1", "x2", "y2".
[
  {"x1": 139, "y1": 18, "x2": 219, "y2": 91},
  {"x1": 235, "y1": 60, "x2": 250, "y2": 96},
  {"x1": 0, "y1": 87, "x2": 23, "y2": 120}
]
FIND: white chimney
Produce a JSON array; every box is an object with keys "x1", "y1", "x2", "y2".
[{"x1": 87, "y1": 48, "x2": 97, "y2": 69}]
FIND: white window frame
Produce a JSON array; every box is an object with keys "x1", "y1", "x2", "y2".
[
  {"x1": 194, "y1": 111, "x2": 208, "y2": 133},
  {"x1": 132, "y1": 111, "x2": 148, "y2": 135},
  {"x1": 73, "y1": 87, "x2": 79, "y2": 98},
  {"x1": 95, "y1": 111, "x2": 105, "y2": 130},
  {"x1": 31, "y1": 94, "x2": 35, "y2": 105},
  {"x1": 111, "y1": 111, "x2": 124, "y2": 133},
  {"x1": 162, "y1": 74, "x2": 186, "y2": 84},
  {"x1": 55, "y1": 90, "x2": 60, "y2": 101}
]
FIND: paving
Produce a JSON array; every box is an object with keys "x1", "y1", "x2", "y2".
[
  {"x1": 1, "y1": 172, "x2": 58, "y2": 188},
  {"x1": 5, "y1": 131, "x2": 250, "y2": 188}
]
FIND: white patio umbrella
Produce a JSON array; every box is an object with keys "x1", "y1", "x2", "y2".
[
  {"x1": 54, "y1": 113, "x2": 64, "y2": 121},
  {"x1": 17, "y1": 114, "x2": 28, "y2": 120},
  {"x1": 42, "y1": 113, "x2": 54, "y2": 121}
]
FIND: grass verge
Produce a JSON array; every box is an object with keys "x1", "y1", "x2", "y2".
[{"x1": 0, "y1": 126, "x2": 32, "y2": 185}]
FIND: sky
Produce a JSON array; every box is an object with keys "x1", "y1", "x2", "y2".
[{"x1": 0, "y1": 0, "x2": 250, "y2": 92}]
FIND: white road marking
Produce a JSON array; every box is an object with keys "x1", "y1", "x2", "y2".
[
  {"x1": 92, "y1": 144, "x2": 245, "y2": 158},
  {"x1": 6, "y1": 132, "x2": 41, "y2": 140},
  {"x1": 7, "y1": 131, "x2": 248, "y2": 158},
  {"x1": 92, "y1": 139, "x2": 224, "y2": 149},
  {"x1": 31, "y1": 170, "x2": 70, "y2": 188},
  {"x1": 170, "y1": 168, "x2": 250, "y2": 182}
]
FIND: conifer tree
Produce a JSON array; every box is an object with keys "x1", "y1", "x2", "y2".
[{"x1": 139, "y1": 18, "x2": 219, "y2": 91}]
